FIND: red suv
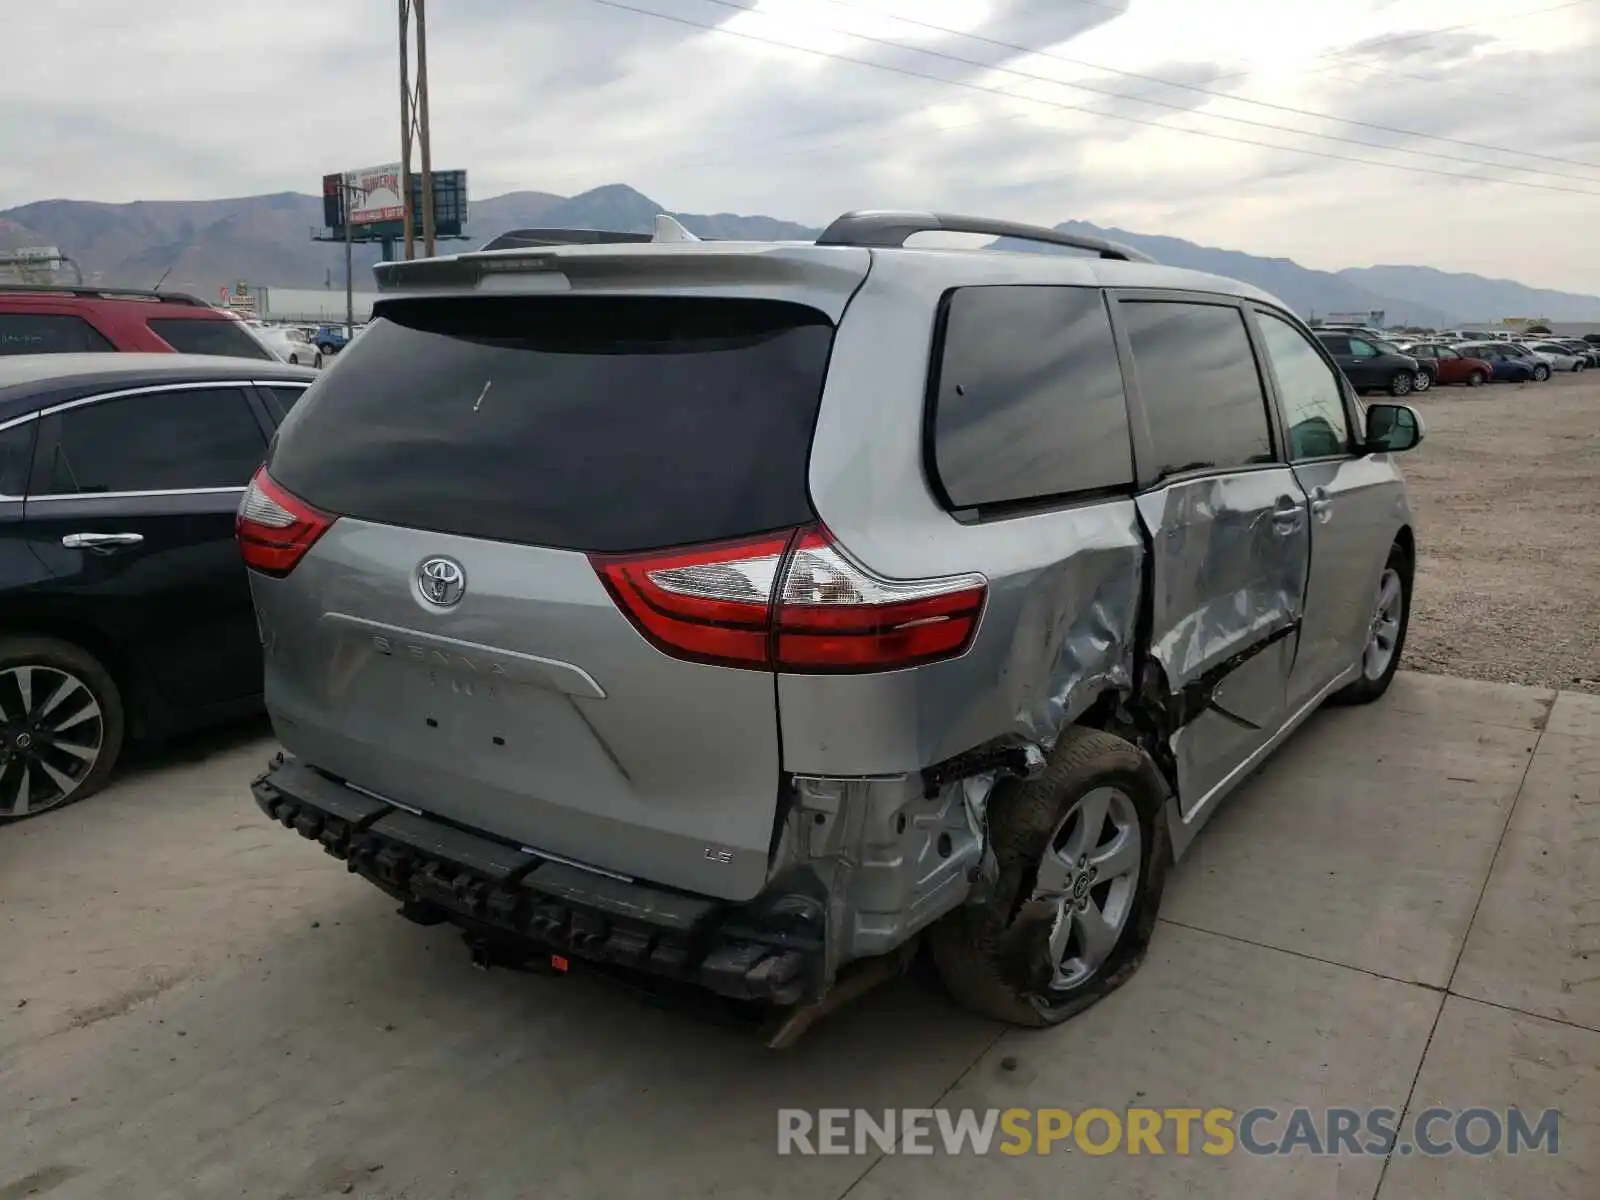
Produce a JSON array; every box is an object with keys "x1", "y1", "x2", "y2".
[{"x1": 0, "y1": 285, "x2": 274, "y2": 359}]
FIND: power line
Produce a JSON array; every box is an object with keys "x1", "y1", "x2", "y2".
[
  {"x1": 797, "y1": 0, "x2": 1600, "y2": 171},
  {"x1": 687, "y1": 0, "x2": 1600, "y2": 183},
  {"x1": 577, "y1": 0, "x2": 1600, "y2": 197}
]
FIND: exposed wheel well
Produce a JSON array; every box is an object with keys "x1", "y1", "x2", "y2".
[{"x1": 1393, "y1": 525, "x2": 1416, "y2": 573}]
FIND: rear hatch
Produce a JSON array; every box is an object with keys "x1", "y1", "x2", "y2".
[{"x1": 247, "y1": 291, "x2": 841, "y2": 900}]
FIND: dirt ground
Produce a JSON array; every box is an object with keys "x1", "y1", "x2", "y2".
[{"x1": 1400, "y1": 370, "x2": 1600, "y2": 694}]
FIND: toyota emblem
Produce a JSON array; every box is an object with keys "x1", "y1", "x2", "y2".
[{"x1": 417, "y1": 557, "x2": 466, "y2": 608}]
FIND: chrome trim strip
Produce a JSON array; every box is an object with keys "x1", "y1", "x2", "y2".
[
  {"x1": 1165, "y1": 661, "x2": 1359, "y2": 859},
  {"x1": 38, "y1": 379, "x2": 262, "y2": 417},
  {"x1": 28, "y1": 486, "x2": 246, "y2": 503}
]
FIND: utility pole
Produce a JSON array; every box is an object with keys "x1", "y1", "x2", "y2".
[
  {"x1": 416, "y1": 0, "x2": 435, "y2": 258},
  {"x1": 397, "y1": 0, "x2": 435, "y2": 259},
  {"x1": 398, "y1": 0, "x2": 414, "y2": 261},
  {"x1": 344, "y1": 180, "x2": 355, "y2": 338}
]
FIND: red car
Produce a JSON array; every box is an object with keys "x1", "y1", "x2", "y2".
[
  {"x1": 1400, "y1": 342, "x2": 1494, "y2": 388},
  {"x1": 0, "y1": 284, "x2": 274, "y2": 359}
]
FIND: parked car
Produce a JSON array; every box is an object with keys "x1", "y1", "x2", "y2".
[
  {"x1": 1527, "y1": 342, "x2": 1587, "y2": 372},
  {"x1": 1315, "y1": 330, "x2": 1425, "y2": 395},
  {"x1": 1486, "y1": 342, "x2": 1554, "y2": 380},
  {"x1": 252, "y1": 325, "x2": 324, "y2": 368},
  {"x1": 1551, "y1": 339, "x2": 1600, "y2": 368},
  {"x1": 1397, "y1": 342, "x2": 1495, "y2": 387},
  {"x1": 310, "y1": 325, "x2": 350, "y2": 355},
  {"x1": 242, "y1": 211, "x2": 1425, "y2": 1034},
  {"x1": 0, "y1": 285, "x2": 277, "y2": 360},
  {"x1": 0, "y1": 353, "x2": 316, "y2": 821},
  {"x1": 1453, "y1": 343, "x2": 1542, "y2": 382}
]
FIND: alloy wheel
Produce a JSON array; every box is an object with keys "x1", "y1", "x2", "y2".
[
  {"x1": 1031, "y1": 786, "x2": 1142, "y2": 990},
  {"x1": 1363, "y1": 569, "x2": 1404, "y2": 682},
  {"x1": 1412, "y1": 371, "x2": 1431, "y2": 393},
  {"x1": 0, "y1": 665, "x2": 105, "y2": 818},
  {"x1": 1391, "y1": 373, "x2": 1412, "y2": 396}
]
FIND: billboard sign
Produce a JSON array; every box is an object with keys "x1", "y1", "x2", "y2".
[
  {"x1": 11, "y1": 245, "x2": 63, "y2": 262},
  {"x1": 345, "y1": 163, "x2": 406, "y2": 225},
  {"x1": 321, "y1": 169, "x2": 469, "y2": 241}
]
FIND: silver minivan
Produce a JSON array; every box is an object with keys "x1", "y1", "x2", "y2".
[{"x1": 242, "y1": 212, "x2": 1423, "y2": 1037}]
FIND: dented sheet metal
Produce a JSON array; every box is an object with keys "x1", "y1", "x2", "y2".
[
  {"x1": 776, "y1": 500, "x2": 1143, "y2": 776},
  {"x1": 1008, "y1": 518, "x2": 1143, "y2": 747},
  {"x1": 1134, "y1": 470, "x2": 1309, "y2": 692}
]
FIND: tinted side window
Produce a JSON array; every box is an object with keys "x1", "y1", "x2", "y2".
[
  {"x1": 1318, "y1": 335, "x2": 1351, "y2": 355},
  {"x1": 44, "y1": 387, "x2": 266, "y2": 494},
  {"x1": 1257, "y1": 311, "x2": 1351, "y2": 461},
  {"x1": 1120, "y1": 301, "x2": 1274, "y2": 476},
  {"x1": 930, "y1": 286, "x2": 1131, "y2": 509},
  {"x1": 147, "y1": 317, "x2": 273, "y2": 360},
  {"x1": 1348, "y1": 339, "x2": 1378, "y2": 358},
  {"x1": 256, "y1": 384, "x2": 309, "y2": 422},
  {"x1": 0, "y1": 421, "x2": 37, "y2": 494},
  {"x1": 0, "y1": 313, "x2": 115, "y2": 355}
]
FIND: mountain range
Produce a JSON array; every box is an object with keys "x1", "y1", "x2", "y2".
[{"x1": 3, "y1": 182, "x2": 1596, "y2": 327}]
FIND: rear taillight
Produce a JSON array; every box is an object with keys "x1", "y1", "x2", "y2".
[
  {"x1": 236, "y1": 467, "x2": 334, "y2": 576},
  {"x1": 591, "y1": 527, "x2": 986, "y2": 673}
]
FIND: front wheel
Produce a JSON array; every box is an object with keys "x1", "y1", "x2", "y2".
[
  {"x1": 1533, "y1": 364, "x2": 1550, "y2": 382},
  {"x1": 1389, "y1": 371, "x2": 1413, "y2": 397},
  {"x1": 314, "y1": 353, "x2": 324, "y2": 369},
  {"x1": 928, "y1": 727, "x2": 1170, "y2": 1026},
  {"x1": 1573, "y1": 362, "x2": 1585, "y2": 373},
  {"x1": 288, "y1": 354, "x2": 301, "y2": 366},
  {"x1": 0, "y1": 636, "x2": 125, "y2": 823},
  {"x1": 1332, "y1": 544, "x2": 1412, "y2": 705},
  {"x1": 1411, "y1": 370, "x2": 1432, "y2": 393},
  {"x1": 1467, "y1": 370, "x2": 1486, "y2": 387}
]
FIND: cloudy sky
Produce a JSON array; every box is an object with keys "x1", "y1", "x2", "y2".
[{"x1": 4, "y1": 0, "x2": 1598, "y2": 291}]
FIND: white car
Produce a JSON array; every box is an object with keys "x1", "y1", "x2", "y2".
[
  {"x1": 1527, "y1": 342, "x2": 1587, "y2": 372},
  {"x1": 252, "y1": 325, "x2": 323, "y2": 368}
]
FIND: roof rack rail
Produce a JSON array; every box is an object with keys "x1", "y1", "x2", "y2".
[
  {"x1": 0, "y1": 282, "x2": 208, "y2": 305},
  {"x1": 814, "y1": 211, "x2": 1155, "y2": 263}
]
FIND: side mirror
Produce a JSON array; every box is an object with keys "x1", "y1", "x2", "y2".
[{"x1": 1364, "y1": 402, "x2": 1425, "y2": 454}]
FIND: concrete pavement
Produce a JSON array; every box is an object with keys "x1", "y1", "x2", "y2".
[{"x1": 2, "y1": 673, "x2": 1596, "y2": 1199}]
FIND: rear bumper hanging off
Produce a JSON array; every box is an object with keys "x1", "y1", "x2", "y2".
[{"x1": 251, "y1": 755, "x2": 820, "y2": 1006}]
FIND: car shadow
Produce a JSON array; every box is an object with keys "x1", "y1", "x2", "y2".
[{"x1": 117, "y1": 712, "x2": 276, "y2": 780}]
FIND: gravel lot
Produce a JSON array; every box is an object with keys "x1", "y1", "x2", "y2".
[{"x1": 1402, "y1": 369, "x2": 1600, "y2": 693}]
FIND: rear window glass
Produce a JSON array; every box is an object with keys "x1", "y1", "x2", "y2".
[
  {"x1": 0, "y1": 313, "x2": 115, "y2": 355},
  {"x1": 147, "y1": 317, "x2": 273, "y2": 360},
  {"x1": 268, "y1": 297, "x2": 835, "y2": 552},
  {"x1": 929, "y1": 286, "x2": 1132, "y2": 510}
]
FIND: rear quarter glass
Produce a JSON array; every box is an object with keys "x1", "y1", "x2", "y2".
[{"x1": 267, "y1": 296, "x2": 836, "y2": 552}]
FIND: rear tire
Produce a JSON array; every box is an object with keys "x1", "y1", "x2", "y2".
[
  {"x1": 1389, "y1": 371, "x2": 1413, "y2": 397},
  {"x1": 0, "y1": 636, "x2": 125, "y2": 823},
  {"x1": 1411, "y1": 370, "x2": 1432, "y2": 393},
  {"x1": 929, "y1": 727, "x2": 1170, "y2": 1026},
  {"x1": 1332, "y1": 543, "x2": 1412, "y2": 706}
]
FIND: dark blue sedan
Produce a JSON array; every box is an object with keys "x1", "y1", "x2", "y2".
[{"x1": 1454, "y1": 344, "x2": 1540, "y2": 382}]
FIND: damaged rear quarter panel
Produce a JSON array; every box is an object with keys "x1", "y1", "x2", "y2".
[{"x1": 775, "y1": 500, "x2": 1144, "y2": 775}]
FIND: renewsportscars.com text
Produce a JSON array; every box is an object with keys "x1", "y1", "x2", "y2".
[{"x1": 777, "y1": 1106, "x2": 1560, "y2": 1158}]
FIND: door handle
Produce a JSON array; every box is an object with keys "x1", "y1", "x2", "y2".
[
  {"x1": 1310, "y1": 488, "x2": 1334, "y2": 522},
  {"x1": 1271, "y1": 507, "x2": 1305, "y2": 534},
  {"x1": 62, "y1": 532, "x2": 144, "y2": 551}
]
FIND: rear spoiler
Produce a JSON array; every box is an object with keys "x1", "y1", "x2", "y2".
[{"x1": 377, "y1": 214, "x2": 703, "y2": 290}]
